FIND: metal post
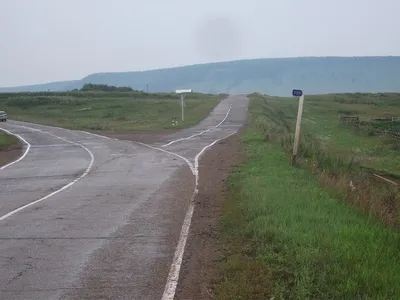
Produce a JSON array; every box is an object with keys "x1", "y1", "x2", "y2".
[
  {"x1": 291, "y1": 94, "x2": 305, "y2": 165},
  {"x1": 181, "y1": 95, "x2": 185, "y2": 122}
]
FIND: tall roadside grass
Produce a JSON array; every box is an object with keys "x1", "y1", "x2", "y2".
[
  {"x1": 214, "y1": 96, "x2": 400, "y2": 299},
  {"x1": 250, "y1": 93, "x2": 400, "y2": 227}
]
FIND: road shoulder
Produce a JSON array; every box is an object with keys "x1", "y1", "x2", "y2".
[{"x1": 175, "y1": 133, "x2": 243, "y2": 300}]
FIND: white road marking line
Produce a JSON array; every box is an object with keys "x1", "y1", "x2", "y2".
[
  {"x1": 30, "y1": 142, "x2": 103, "y2": 148},
  {"x1": 135, "y1": 141, "x2": 195, "y2": 174},
  {"x1": 135, "y1": 128, "x2": 239, "y2": 300},
  {"x1": 161, "y1": 130, "x2": 238, "y2": 300},
  {"x1": 7, "y1": 110, "x2": 238, "y2": 298},
  {"x1": 76, "y1": 130, "x2": 111, "y2": 140},
  {"x1": 162, "y1": 105, "x2": 232, "y2": 147},
  {"x1": 10, "y1": 121, "x2": 74, "y2": 131},
  {"x1": 31, "y1": 144, "x2": 69, "y2": 147},
  {"x1": 0, "y1": 125, "x2": 95, "y2": 221},
  {"x1": 9, "y1": 120, "x2": 111, "y2": 140},
  {"x1": 0, "y1": 128, "x2": 31, "y2": 171},
  {"x1": 76, "y1": 141, "x2": 108, "y2": 144},
  {"x1": 194, "y1": 131, "x2": 238, "y2": 188}
]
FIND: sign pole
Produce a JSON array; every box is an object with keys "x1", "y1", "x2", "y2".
[
  {"x1": 291, "y1": 90, "x2": 304, "y2": 165},
  {"x1": 181, "y1": 95, "x2": 185, "y2": 122}
]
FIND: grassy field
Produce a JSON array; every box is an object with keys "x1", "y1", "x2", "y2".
[
  {"x1": 214, "y1": 95, "x2": 400, "y2": 299},
  {"x1": 0, "y1": 131, "x2": 18, "y2": 150},
  {"x1": 255, "y1": 92, "x2": 400, "y2": 178},
  {"x1": 250, "y1": 93, "x2": 400, "y2": 226},
  {"x1": 0, "y1": 91, "x2": 222, "y2": 132}
]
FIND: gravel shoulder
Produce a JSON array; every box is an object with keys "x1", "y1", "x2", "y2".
[{"x1": 175, "y1": 133, "x2": 244, "y2": 300}]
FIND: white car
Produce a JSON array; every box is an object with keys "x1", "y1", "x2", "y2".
[{"x1": 0, "y1": 111, "x2": 7, "y2": 122}]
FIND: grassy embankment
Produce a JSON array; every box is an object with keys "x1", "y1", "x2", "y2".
[
  {"x1": 0, "y1": 130, "x2": 20, "y2": 167},
  {"x1": 215, "y1": 93, "x2": 400, "y2": 299},
  {"x1": 0, "y1": 91, "x2": 222, "y2": 132},
  {"x1": 0, "y1": 131, "x2": 18, "y2": 150}
]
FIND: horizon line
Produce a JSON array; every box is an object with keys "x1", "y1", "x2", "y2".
[{"x1": 1, "y1": 55, "x2": 399, "y2": 89}]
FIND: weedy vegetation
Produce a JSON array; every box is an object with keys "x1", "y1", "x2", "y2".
[{"x1": 215, "y1": 93, "x2": 400, "y2": 300}]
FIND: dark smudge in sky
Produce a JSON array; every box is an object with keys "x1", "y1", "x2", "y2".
[{"x1": 194, "y1": 16, "x2": 242, "y2": 61}]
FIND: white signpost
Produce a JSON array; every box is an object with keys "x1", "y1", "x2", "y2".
[
  {"x1": 291, "y1": 89, "x2": 304, "y2": 165},
  {"x1": 180, "y1": 94, "x2": 185, "y2": 122},
  {"x1": 175, "y1": 89, "x2": 191, "y2": 122}
]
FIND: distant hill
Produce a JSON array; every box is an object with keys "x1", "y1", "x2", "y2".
[
  {"x1": 1, "y1": 57, "x2": 399, "y2": 96},
  {"x1": 0, "y1": 80, "x2": 81, "y2": 93}
]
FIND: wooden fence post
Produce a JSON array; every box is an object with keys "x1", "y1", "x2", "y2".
[{"x1": 291, "y1": 95, "x2": 305, "y2": 165}]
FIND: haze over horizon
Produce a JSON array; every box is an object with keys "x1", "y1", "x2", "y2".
[{"x1": 1, "y1": 0, "x2": 399, "y2": 87}]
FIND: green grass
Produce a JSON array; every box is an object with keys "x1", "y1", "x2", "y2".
[
  {"x1": 252, "y1": 93, "x2": 400, "y2": 177},
  {"x1": 249, "y1": 93, "x2": 400, "y2": 225},
  {"x1": 361, "y1": 120, "x2": 400, "y2": 136},
  {"x1": 0, "y1": 131, "x2": 18, "y2": 149},
  {"x1": 0, "y1": 91, "x2": 222, "y2": 132},
  {"x1": 214, "y1": 98, "x2": 400, "y2": 299}
]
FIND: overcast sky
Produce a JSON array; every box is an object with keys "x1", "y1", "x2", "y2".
[{"x1": 1, "y1": 0, "x2": 399, "y2": 87}]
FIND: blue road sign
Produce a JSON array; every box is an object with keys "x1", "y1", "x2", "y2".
[{"x1": 292, "y1": 89, "x2": 303, "y2": 97}]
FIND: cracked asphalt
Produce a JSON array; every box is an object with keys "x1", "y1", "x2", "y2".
[{"x1": 0, "y1": 95, "x2": 249, "y2": 300}]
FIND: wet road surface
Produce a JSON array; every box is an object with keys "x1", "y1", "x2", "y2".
[{"x1": 0, "y1": 95, "x2": 249, "y2": 300}]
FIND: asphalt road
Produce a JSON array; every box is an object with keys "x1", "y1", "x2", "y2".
[{"x1": 0, "y1": 95, "x2": 249, "y2": 300}]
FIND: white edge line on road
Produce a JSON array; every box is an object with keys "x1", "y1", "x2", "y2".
[
  {"x1": 0, "y1": 128, "x2": 31, "y2": 171},
  {"x1": 135, "y1": 141, "x2": 195, "y2": 174},
  {"x1": 6, "y1": 114, "x2": 238, "y2": 297},
  {"x1": 8, "y1": 119, "x2": 111, "y2": 140},
  {"x1": 77, "y1": 130, "x2": 111, "y2": 140},
  {"x1": 0, "y1": 125, "x2": 95, "y2": 221},
  {"x1": 30, "y1": 142, "x2": 104, "y2": 148},
  {"x1": 160, "y1": 130, "x2": 239, "y2": 300},
  {"x1": 132, "y1": 130, "x2": 239, "y2": 300},
  {"x1": 161, "y1": 104, "x2": 232, "y2": 147}
]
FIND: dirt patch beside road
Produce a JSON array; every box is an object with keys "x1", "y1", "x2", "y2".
[
  {"x1": 175, "y1": 133, "x2": 244, "y2": 300},
  {"x1": 0, "y1": 139, "x2": 23, "y2": 168}
]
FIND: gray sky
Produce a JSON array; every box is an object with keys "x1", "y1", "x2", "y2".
[{"x1": 1, "y1": 0, "x2": 399, "y2": 87}]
